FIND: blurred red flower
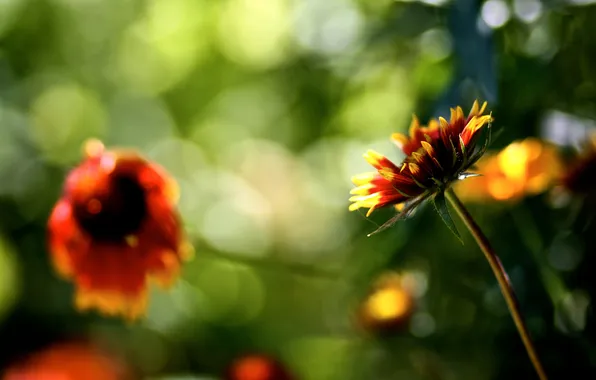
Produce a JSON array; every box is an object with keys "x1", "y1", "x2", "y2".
[
  {"x1": 560, "y1": 133, "x2": 596, "y2": 197},
  {"x1": 2, "y1": 342, "x2": 134, "y2": 380},
  {"x1": 47, "y1": 139, "x2": 191, "y2": 321},
  {"x1": 225, "y1": 354, "x2": 294, "y2": 380}
]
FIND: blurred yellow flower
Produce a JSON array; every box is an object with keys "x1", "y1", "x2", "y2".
[
  {"x1": 455, "y1": 138, "x2": 563, "y2": 202},
  {"x1": 358, "y1": 272, "x2": 415, "y2": 333}
]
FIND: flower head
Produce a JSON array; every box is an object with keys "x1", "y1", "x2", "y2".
[
  {"x1": 357, "y1": 272, "x2": 415, "y2": 333},
  {"x1": 3, "y1": 342, "x2": 134, "y2": 380},
  {"x1": 225, "y1": 354, "x2": 294, "y2": 380},
  {"x1": 349, "y1": 101, "x2": 493, "y2": 235},
  {"x1": 548, "y1": 133, "x2": 596, "y2": 210},
  {"x1": 47, "y1": 139, "x2": 191, "y2": 321},
  {"x1": 455, "y1": 138, "x2": 563, "y2": 202},
  {"x1": 560, "y1": 133, "x2": 596, "y2": 197}
]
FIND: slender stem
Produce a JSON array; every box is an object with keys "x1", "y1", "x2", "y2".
[
  {"x1": 445, "y1": 188, "x2": 548, "y2": 380},
  {"x1": 509, "y1": 208, "x2": 567, "y2": 306},
  {"x1": 207, "y1": 251, "x2": 340, "y2": 279}
]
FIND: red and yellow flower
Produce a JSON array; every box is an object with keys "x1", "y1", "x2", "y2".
[
  {"x1": 560, "y1": 133, "x2": 596, "y2": 197},
  {"x1": 2, "y1": 341, "x2": 134, "y2": 380},
  {"x1": 225, "y1": 354, "x2": 294, "y2": 380},
  {"x1": 349, "y1": 101, "x2": 493, "y2": 232},
  {"x1": 47, "y1": 139, "x2": 191, "y2": 321}
]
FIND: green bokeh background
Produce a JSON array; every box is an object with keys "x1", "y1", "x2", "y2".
[{"x1": 1, "y1": 0, "x2": 596, "y2": 378}]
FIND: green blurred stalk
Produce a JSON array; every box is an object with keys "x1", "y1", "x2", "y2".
[
  {"x1": 445, "y1": 188, "x2": 548, "y2": 380},
  {"x1": 509, "y1": 206, "x2": 567, "y2": 307}
]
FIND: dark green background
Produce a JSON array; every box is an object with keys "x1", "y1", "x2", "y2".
[{"x1": 0, "y1": 0, "x2": 595, "y2": 378}]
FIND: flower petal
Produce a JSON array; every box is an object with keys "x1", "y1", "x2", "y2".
[
  {"x1": 391, "y1": 133, "x2": 409, "y2": 151},
  {"x1": 351, "y1": 172, "x2": 376, "y2": 186},
  {"x1": 363, "y1": 150, "x2": 402, "y2": 180}
]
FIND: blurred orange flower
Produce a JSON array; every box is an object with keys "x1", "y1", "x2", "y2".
[
  {"x1": 225, "y1": 354, "x2": 294, "y2": 380},
  {"x1": 47, "y1": 139, "x2": 191, "y2": 321},
  {"x1": 349, "y1": 101, "x2": 493, "y2": 233},
  {"x1": 358, "y1": 272, "x2": 415, "y2": 333},
  {"x1": 3, "y1": 342, "x2": 134, "y2": 380},
  {"x1": 455, "y1": 138, "x2": 563, "y2": 202}
]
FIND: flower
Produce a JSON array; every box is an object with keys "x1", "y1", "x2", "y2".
[
  {"x1": 349, "y1": 101, "x2": 493, "y2": 234},
  {"x1": 560, "y1": 133, "x2": 596, "y2": 197},
  {"x1": 225, "y1": 354, "x2": 294, "y2": 380},
  {"x1": 548, "y1": 133, "x2": 596, "y2": 209},
  {"x1": 47, "y1": 139, "x2": 191, "y2": 321},
  {"x1": 2, "y1": 342, "x2": 134, "y2": 380},
  {"x1": 358, "y1": 272, "x2": 415, "y2": 333},
  {"x1": 455, "y1": 138, "x2": 563, "y2": 202}
]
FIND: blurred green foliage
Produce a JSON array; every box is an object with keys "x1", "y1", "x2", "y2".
[{"x1": 1, "y1": 0, "x2": 596, "y2": 379}]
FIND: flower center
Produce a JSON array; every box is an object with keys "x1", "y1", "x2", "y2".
[{"x1": 74, "y1": 174, "x2": 147, "y2": 241}]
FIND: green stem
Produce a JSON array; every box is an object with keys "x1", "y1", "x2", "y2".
[
  {"x1": 509, "y1": 207, "x2": 567, "y2": 306},
  {"x1": 445, "y1": 188, "x2": 548, "y2": 380},
  {"x1": 207, "y1": 251, "x2": 340, "y2": 279}
]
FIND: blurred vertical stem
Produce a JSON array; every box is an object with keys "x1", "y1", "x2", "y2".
[
  {"x1": 445, "y1": 188, "x2": 548, "y2": 380},
  {"x1": 509, "y1": 207, "x2": 567, "y2": 307}
]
